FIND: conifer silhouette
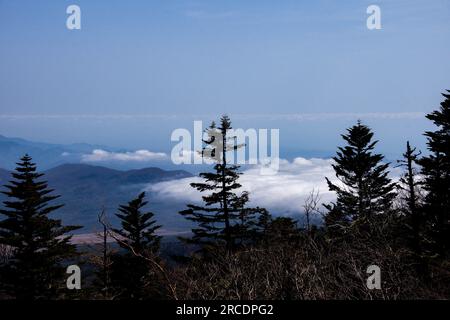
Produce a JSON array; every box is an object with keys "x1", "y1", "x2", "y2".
[
  {"x1": 324, "y1": 121, "x2": 396, "y2": 231},
  {"x1": 0, "y1": 155, "x2": 80, "y2": 299},
  {"x1": 418, "y1": 90, "x2": 450, "y2": 256},
  {"x1": 180, "y1": 115, "x2": 267, "y2": 251}
]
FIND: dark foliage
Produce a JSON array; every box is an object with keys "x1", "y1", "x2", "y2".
[
  {"x1": 418, "y1": 91, "x2": 450, "y2": 257},
  {"x1": 0, "y1": 155, "x2": 80, "y2": 299},
  {"x1": 110, "y1": 192, "x2": 162, "y2": 299},
  {"x1": 324, "y1": 121, "x2": 397, "y2": 234},
  {"x1": 2, "y1": 96, "x2": 450, "y2": 300}
]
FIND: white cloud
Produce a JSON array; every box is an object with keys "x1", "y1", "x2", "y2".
[
  {"x1": 145, "y1": 157, "x2": 340, "y2": 216},
  {"x1": 82, "y1": 149, "x2": 168, "y2": 162},
  {"x1": 145, "y1": 157, "x2": 402, "y2": 217}
]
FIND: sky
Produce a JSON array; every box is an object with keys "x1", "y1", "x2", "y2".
[{"x1": 1, "y1": 0, "x2": 450, "y2": 160}]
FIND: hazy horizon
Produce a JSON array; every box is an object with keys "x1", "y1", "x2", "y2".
[{"x1": 1, "y1": 0, "x2": 450, "y2": 161}]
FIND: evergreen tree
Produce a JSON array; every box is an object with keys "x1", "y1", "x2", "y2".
[
  {"x1": 397, "y1": 141, "x2": 423, "y2": 256},
  {"x1": 113, "y1": 192, "x2": 161, "y2": 254},
  {"x1": 418, "y1": 90, "x2": 450, "y2": 256},
  {"x1": 0, "y1": 155, "x2": 80, "y2": 299},
  {"x1": 111, "y1": 192, "x2": 161, "y2": 299},
  {"x1": 324, "y1": 121, "x2": 396, "y2": 230},
  {"x1": 180, "y1": 115, "x2": 267, "y2": 251}
]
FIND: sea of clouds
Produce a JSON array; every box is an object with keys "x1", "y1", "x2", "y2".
[
  {"x1": 145, "y1": 157, "x2": 340, "y2": 217},
  {"x1": 80, "y1": 149, "x2": 402, "y2": 219}
]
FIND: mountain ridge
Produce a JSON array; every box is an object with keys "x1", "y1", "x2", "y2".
[
  {"x1": 0, "y1": 134, "x2": 112, "y2": 170},
  {"x1": 0, "y1": 163, "x2": 193, "y2": 233}
]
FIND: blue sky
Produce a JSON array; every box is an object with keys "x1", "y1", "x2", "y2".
[{"x1": 0, "y1": 0, "x2": 449, "y2": 159}]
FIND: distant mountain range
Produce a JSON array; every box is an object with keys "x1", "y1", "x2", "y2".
[
  {"x1": 0, "y1": 134, "x2": 113, "y2": 170},
  {"x1": 0, "y1": 134, "x2": 335, "y2": 172},
  {"x1": 0, "y1": 163, "x2": 193, "y2": 233},
  {"x1": 0, "y1": 133, "x2": 322, "y2": 234}
]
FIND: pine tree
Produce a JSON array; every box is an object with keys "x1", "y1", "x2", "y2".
[
  {"x1": 417, "y1": 90, "x2": 450, "y2": 256},
  {"x1": 0, "y1": 155, "x2": 80, "y2": 299},
  {"x1": 324, "y1": 121, "x2": 396, "y2": 230},
  {"x1": 180, "y1": 115, "x2": 267, "y2": 252},
  {"x1": 397, "y1": 141, "x2": 423, "y2": 256},
  {"x1": 111, "y1": 192, "x2": 161, "y2": 299},
  {"x1": 113, "y1": 192, "x2": 161, "y2": 254}
]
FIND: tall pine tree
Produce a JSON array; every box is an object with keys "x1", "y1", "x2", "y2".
[
  {"x1": 397, "y1": 141, "x2": 423, "y2": 257},
  {"x1": 0, "y1": 155, "x2": 80, "y2": 299},
  {"x1": 180, "y1": 115, "x2": 267, "y2": 252},
  {"x1": 111, "y1": 192, "x2": 162, "y2": 299},
  {"x1": 324, "y1": 121, "x2": 396, "y2": 231},
  {"x1": 418, "y1": 90, "x2": 450, "y2": 256}
]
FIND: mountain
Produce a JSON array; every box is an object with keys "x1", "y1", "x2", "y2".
[
  {"x1": 45, "y1": 164, "x2": 188, "y2": 185},
  {"x1": 0, "y1": 134, "x2": 185, "y2": 172},
  {"x1": 0, "y1": 164, "x2": 193, "y2": 233},
  {"x1": 0, "y1": 134, "x2": 110, "y2": 170}
]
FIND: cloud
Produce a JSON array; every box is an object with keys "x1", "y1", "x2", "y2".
[
  {"x1": 82, "y1": 149, "x2": 168, "y2": 162},
  {"x1": 146, "y1": 157, "x2": 402, "y2": 218},
  {"x1": 145, "y1": 157, "x2": 340, "y2": 217}
]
